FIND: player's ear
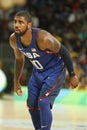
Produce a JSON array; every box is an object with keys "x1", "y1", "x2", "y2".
[{"x1": 28, "y1": 22, "x2": 32, "y2": 29}]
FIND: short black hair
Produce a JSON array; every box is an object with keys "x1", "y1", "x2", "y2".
[{"x1": 15, "y1": 10, "x2": 32, "y2": 22}]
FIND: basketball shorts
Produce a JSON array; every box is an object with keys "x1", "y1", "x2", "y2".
[{"x1": 27, "y1": 66, "x2": 66, "y2": 109}]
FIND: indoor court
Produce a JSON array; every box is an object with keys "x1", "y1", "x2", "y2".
[
  {"x1": 0, "y1": 1, "x2": 87, "y2": 130},
  {"x1": 0, "y1": 88, "x2": 87, "y2": 130}
]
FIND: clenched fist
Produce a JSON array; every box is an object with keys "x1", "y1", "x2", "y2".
[{"x1": 69, "y1": 75, "x2": 79, "y2": 89}]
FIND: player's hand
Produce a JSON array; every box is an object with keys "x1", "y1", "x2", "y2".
[
  {"x1": 14, "y1": 82, "x2": 23, "y2": 96},
  {"x1": 69, "y1": 75, "x2": 79, "y2": 89}
]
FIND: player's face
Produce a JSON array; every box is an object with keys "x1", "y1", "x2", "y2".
[{"x1": 14, "y1": 16, "x2": 31, "y2": 36}]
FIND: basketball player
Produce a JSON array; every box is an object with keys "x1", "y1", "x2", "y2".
[{"x1": 9, "y1": 10, "x2": 79, "y2": 130}]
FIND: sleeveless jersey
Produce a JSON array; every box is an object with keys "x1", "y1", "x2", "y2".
[{"x1": 16, "y1": 28, "x2": 64, "y2": 72}]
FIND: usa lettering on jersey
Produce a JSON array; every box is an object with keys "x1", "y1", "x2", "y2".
[{"x1": 23, "y1": 52, "x2": 43, "y2": 69}]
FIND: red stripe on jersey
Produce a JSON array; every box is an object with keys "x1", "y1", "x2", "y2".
[{"x1": 39, "y1": 77, "x2": 61, "y2": 101}]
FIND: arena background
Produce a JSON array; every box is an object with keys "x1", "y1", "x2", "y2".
[
  {"x1": 0, "y1": 1, "x2": 87, "y2": 130},
  {"x1": 0, "y1": 0, "x2": 87, "y2": 101}
]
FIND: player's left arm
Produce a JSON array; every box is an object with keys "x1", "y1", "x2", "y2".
[{"x1": 37, "y1": 30, "x2": 79, "y2": 89}]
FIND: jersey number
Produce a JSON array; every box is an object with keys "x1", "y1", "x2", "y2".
[{"x1": 30, "y1": 60, "x2": 43, "y2": 69}]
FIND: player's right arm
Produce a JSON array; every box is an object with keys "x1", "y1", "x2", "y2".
[
  {"x1": 9, "y1": 33, "x2": 25, "y2": 96},
  {"x1": 37, "y1": 30, "x2": 79, "y2": 89}
]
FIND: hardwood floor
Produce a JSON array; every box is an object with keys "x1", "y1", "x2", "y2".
[{"x1": 0, "y1": 94, "x2": 87, "y2": 130}]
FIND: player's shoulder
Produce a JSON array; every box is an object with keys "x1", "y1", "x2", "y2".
[
  {"x1": 37, "y1": 29, "x2": 53, "y2": 44},
  {"x1": 36, "y1": 29, "x2": 55, "y2": 50},
  {"x1": 37, "y1": 29, "x2": 50, "y2": 38},
  {"x1": 9, "y1": 32, "x2": 16, "y2": 41},
  {"x1": 9, "y1": 33, "x2": 17, "y2": 48}
]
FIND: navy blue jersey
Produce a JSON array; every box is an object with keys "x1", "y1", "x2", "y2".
[{"x1": 16, "y1": 28, "x2": 64, "y2": 72}]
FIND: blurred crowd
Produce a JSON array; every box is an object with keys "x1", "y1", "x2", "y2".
[{"x1": 0, "y1": 0, "x2": 87, "y2": 94}]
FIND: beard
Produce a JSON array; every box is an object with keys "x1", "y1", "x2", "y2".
[{"x1": 15, "y1": 27, "x2": 28, "y2": 36}]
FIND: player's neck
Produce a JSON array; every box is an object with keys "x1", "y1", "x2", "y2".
[{"x1": 20, "y1": 29, "x2": 32, "y2": 47}]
